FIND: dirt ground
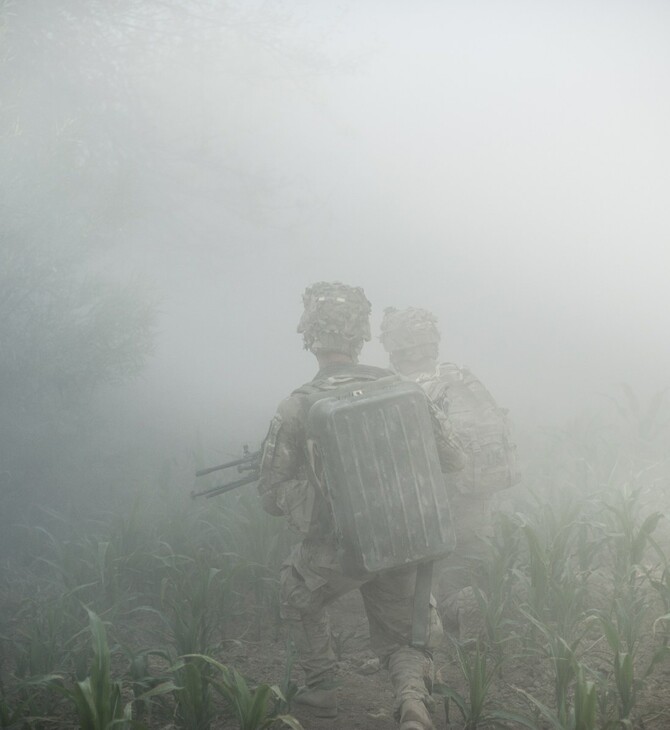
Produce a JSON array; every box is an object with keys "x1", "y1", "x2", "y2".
[
  {"x1": 219, "y1": 586, "x2": 670, "y2": 730},
  {"x1": 4, "y1": 555, "x2": 669, "y2": 729}
]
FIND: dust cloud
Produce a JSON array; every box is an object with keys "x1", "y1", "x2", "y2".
[{"x1": 2, "y1": 0, "x2": 669, "y2": 496}]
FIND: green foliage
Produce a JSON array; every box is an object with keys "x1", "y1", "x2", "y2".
[
  {"x1": 212, "y1": 491, "x2": 295, "y2": 639},
  {"x1": 0, "y1": 694, "x2": 27, "y2": 729},
  {"x1": 52, "y1": 608, "x2": 175, "y2": 730},
  {"x1": 272, "y1": 641, "x2": 299, "y2": 716},
  {"x1": 648, "y1": 565, "x2": 670, "y2": 623},
  {"x1": 591, "y1": 603, "x2": 669, "y2": 724},
  {"x1": 0, "y1": 571, "x2": 94, "y2": 714},
  {"x1": 572, "y1": 666, "x2": 598, "y2": 730},
  {"x1": 157, "y1": 555, "x2": 233, "y2": 729},
  {"x1": 185, "y1": 655, "x2": 303, "y2": 730},
  {"x1": 2, "y1": 381, "x2": 670, "y2": 728},
  {"x1": 515, "y1": 666, "x2": 599, "y2": 730},
  {"x1": 59, "y1": 616, "x2": 129, "y2": 729},
  {"x1": 519, "y1": 610, "x2": 585, "y2": 725},
  {"x1": 435, "y1": 640, "x2": 535, "y2": 729},
  {"x1": 119, "y1": 645, "x2": 173, "y2": 724},
  {"x1": 171, "y1": 658, "x2": 214, "y2": 730},
  {"x1": 158, "y1": 558, "x2": 223, "y2": 658},
  {"x1": 600, "y1": 485, "x2": 664, "y2": 588},
  {"x1": 516, "y1": 490, "x2": 596, "y2": 637},
  {"x1": 53, "y1": 608, "x2": 133, "y2": 729},
  {"x1": 471, "y1": 511, "x2": 522, "y2": 653}
]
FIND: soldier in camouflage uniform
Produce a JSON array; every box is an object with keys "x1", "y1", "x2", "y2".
[
  {"x1": 258, "y1": 283, "x2": 464, "y2": 730},
  {"x1": 380, "y1": 307, "x2": 519, "y2": 642}
]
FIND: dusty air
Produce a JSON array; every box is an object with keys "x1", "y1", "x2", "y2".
[{"x1": 1, "y1": 2, "x2": 669, "y2": 730}]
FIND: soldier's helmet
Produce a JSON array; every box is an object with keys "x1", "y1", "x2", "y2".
[
  {"x1": 297, "y1": 281, "x2": 371, "y2": 358},
  {"x1": 379, "y1": 307, "x2": 440, "y2": 363}
]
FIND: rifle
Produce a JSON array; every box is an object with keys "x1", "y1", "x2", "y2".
[{"x1": 191, "y1": 444, "x2": 261, "y2": 499}]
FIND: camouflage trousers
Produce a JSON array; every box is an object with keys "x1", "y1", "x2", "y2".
[
  {"x1": 280, "y1": 537, "x2": 443, "y2": 713},
  {"x1": 434, "y1": 493, "x2": 493, "y2": 641}
]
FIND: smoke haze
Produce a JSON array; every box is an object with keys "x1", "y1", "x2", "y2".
[{"x1": 3, "y1": 0, "x2": 669, "y2": 472}]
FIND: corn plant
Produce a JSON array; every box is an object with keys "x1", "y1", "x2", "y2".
[
  {"x1": 52, "y1": 607, "x2": 174, "y2": 730},
  {"x1": 647, "y1": 563, "x2": 670, "y2": 632},
  {"x1": 605, "y1": 589, "x2": 647, "y2": 660},
  {"x1": 592, "y1": 607, "x2": 669, "y2": 725},
  {"x1": 600, "y1": 484, "x2": 664, "y2": 590},
  {"x1": 519, "y1": 609, "x2": 587, "y2": 726},
  {"x1": 0, "y1": 673, "x2": 63, "y2": 729},
  {"x1": 146, "y1": 543, "x2": 233, "y2": 655},
  {"x1": 171, "y1": 658, "x2": 215, "y2": 730},
  {"x1": 612, "y1": 650, "x2": 635, "y2": 722},
  {"x1": 23, "y1": 519, "x2": 133, "y2": 618},
  {"x1": 516, "y1": 664, "x2": 601, "y2": 730},
  {"x1": 0, "y1": 695, "x2": 26, "y2": 729},
  {"x1": 1, "y1": 585, "x2": 92, "y2": 720},
  {"x1": 580, "y1": 486, "x2": 669, "y2": 725},
  {"x1": 98, "y1": 502, "x2": 165, "y2": 603},
  {"x1": 434, "y1": 640, "x2": 535, "y2": 729},
  {"x1": 185, "y1": 655, "x2": 303, "y2": 730},
  {"x1": 571, "y1": 666, "x2": 598, "y2": 730},
  {"x1": 152, "y1": 555, "x2": 225, "y2": 729},
  {"x1": 212, "y1": 491, "x2": 294, "y2": 640},
  {"x1": 470, "y1": 510, "x2": 523, "y2": 654},
  {"x1": 7, "y1": 595, "x2": 77, "y2": 679},
  {"x1": 515, "y1": 492, "x2": 597, "y2": 638},
  {"x1": 120, "y1": 644, "x2": 175, "y2": 724},
  {"x1": 272, "y1": 640, "x2": 299, "y2": 716}
]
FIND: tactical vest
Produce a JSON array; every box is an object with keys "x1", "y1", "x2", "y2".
[
  {"x1": 298, "y1": 367, "x2": 455, "y2": 578},
  {"x1": 418, "y1": 363, "x2": 520, "y2": 496}
]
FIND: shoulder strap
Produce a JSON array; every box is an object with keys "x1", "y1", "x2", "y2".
[{"x1": 292, "y1": 364, "x2": 391, "y2": 397}]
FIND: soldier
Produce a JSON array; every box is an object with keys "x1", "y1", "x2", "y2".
[
  {"x1": 379, "y1": 307, "x2": 520, "y2": 641},
  {"x1": 257, "y1": 282, "x2": 464, "y2": 730}
]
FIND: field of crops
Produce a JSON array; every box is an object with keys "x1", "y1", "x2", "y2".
[{"x1": 1, "y1": 389, "x2": 669, "y2": 729}]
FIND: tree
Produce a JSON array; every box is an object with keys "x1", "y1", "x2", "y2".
[
  {"x1": 0, "y1": 0, "x2": 333, "y2": 541},
  {"x1": 0, "y1": 0, "x2": 162, "y2": 536}
]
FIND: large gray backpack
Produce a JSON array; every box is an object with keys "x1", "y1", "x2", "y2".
[
  {"x1": 419, "y1": 363, "x2": 520, "y2": 495},
  {"x1": 299, "y1": 369, "x2": 455, "y2": 578}
]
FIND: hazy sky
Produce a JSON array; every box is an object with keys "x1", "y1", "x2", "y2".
[{"x1": 70, "y1": 1, "x2": 670, "y2": 454}]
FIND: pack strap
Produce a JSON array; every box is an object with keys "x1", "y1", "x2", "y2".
[{"x1": 411, "y1": 561, "x2": 434, "y2": 650}]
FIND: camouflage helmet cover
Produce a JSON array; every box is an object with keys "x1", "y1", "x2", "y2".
[
  {"x1": 297, "y1": 281, "x2": 371, "y2": 357},
  {"x1": 379, "y1": 307, "x2": 440, "y2": 361}
]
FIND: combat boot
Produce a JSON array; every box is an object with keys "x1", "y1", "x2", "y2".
[
  {"x1": 399, "y1": 699, "x2": 435, "y2": 730},
  {"x1": 294, "y1": 685, "x2": 338, "y2": 718}
]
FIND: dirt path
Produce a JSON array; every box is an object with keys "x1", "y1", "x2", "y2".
[{"x1": 228, "y1": 587, "x2": 670, "y2": 730}]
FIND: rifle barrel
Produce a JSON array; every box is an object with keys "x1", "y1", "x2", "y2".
[
  {"x1": 195, "y1": 450, "x2": 260, "y2": 478},
  {"x1": 195, "y1": 462, "x2": 237, "y2": 477},
  {"x1": 190, "y1": 472, "x2": 259, "y2": 499}
]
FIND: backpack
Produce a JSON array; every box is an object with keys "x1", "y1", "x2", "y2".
[
  {"x1": 419, "y1": 363, "x2": 520, "y2": 496},
  {"x1": 302, "y1": 371, "x2": 455, "y2": 577}
]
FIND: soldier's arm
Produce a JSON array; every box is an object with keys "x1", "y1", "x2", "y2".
[
  {"x1": 257, "y1": 397, "x2": 304, "y2": 516},
  {"x1": 430, "y1": 403, "x2": 466, "y2": 473}
]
